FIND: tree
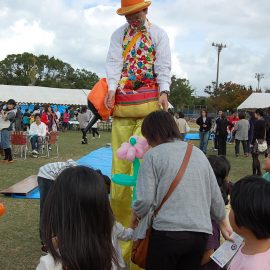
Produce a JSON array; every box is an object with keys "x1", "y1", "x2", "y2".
[
  {"x1": 0, "y1": 52, "x2": 99, "y2": 89},
  {"x1": 204, "y1": 81, "x2": 253, "y2": 111},
  {"x1": 169, "y1": 75, "x2": 194, "y2": 110}
]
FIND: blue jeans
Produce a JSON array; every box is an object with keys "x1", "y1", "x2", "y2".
[
  {"x1": 199, "y1": 131, "x2": 210, "y2": 154},
  {"x1": 30, "y1": 135, "x2": 42, "y2": 151},
  {"x1": 0, "y1": 129, "x2": 11, "y2": 149}
]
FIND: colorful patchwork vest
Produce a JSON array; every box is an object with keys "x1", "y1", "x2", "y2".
[{"x1": 113, "y1": 23, "x2": 160, "y2": 118}]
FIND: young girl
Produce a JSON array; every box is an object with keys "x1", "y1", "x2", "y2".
[
  {"x1": 36, "y1": 166, "x2": 133, "y2": 270},
  {"x1": 200, "y1": 155, "x2": 232, "y2": 270},
  {"x1": 262, "y1": 156, "x2": 270, "y2": 182},
  {"x1": 228, "y1": 176, "x2": 270, "y2": 270}
]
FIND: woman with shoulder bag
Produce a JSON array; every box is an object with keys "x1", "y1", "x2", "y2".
[
  {"x1": 251, "y1": 109, "x2": 269, "y2": 175},
  {"x1": 132, "y1": 111, "x2": 232, "y2": 270}
]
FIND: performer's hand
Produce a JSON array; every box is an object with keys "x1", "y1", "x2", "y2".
[
  {"x1": 159, "y1": 93, "x2": 168, "y2": 111},
  {"x1": 104, "y1": 90, "x2": 115, "y2": 109}
]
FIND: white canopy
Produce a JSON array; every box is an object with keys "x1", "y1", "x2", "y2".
[
  {"x1": 237, "y1": 93, "x2": 270, "y2": 110},
  {"x1": 0, "y1": 84, "x2": 174, "y2": 108},
  {"x1": 0, "y1": 84, "x2": 90, "y2": 105}
]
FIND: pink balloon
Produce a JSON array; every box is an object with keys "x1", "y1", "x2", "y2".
[
  {"x1": 137, "y1": 138, "x2": 148, "y2": 148},
  {"x1": 126, "y1": 147, "x2": 136, "y2": 162},
  {"x1": 134, "y1": 144, "x2": 145, "y2": 159},
  {"x1": 117, "y1": 142, "x2": 130, "y2": 160}
]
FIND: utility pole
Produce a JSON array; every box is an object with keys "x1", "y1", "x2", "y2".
[
  {"x1": 212, "y1": 42, "x2": 227, "y2": 90},
  {"x1": 255, "y1": 73, "x2": 264, "y2": 92}
]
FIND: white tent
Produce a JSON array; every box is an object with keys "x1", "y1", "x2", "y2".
[
  {"x1": 0, "y1": 85, "x2": 90, "y2": 105},
  {"x1": 0, "y1": 84, "x2": 174, "y2": 108},
  {"x1": 237, "y1": 93, "x2": 270, "y2": 110}
]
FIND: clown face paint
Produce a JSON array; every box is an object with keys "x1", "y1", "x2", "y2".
[{"x1": 125, "y1": 11, "x2": 146, "y2": 30}]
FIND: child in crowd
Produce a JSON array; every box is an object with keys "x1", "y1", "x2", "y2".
[
  {"x1": 37, "y1": 159, "x2": 77, "y2": 250},
  {"x1": 36, "y1": 166, "x2": 133, "y2": 270},
  {"x1": 200, "y1": 155, "x2": 232, "y2": 270},
  {"x1": 228, "y1": 176, "x2": 270, "y2": 270},
  {"x1": 262, "y1": 156, "x2": 270, "y2": 182}
]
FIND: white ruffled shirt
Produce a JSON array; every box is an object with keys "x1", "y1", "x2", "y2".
[{"x1": 106, "y1": 21, "x2": 171, "y2": 92}]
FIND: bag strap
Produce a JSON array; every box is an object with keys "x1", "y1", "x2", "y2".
[
  {"x1": 122, "y1": 32, "x2": 143, "y2": 60},
  {"x1": 155, "y1": 143, "x2": 193, "y2": 215}
]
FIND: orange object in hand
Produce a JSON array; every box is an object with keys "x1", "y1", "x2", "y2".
[
  {"x1": 88, "y1": 78, "x2": 113, "y2": 121},
  {"x1": 0, "y1": 203, "x2": 5, "y2": 216}
]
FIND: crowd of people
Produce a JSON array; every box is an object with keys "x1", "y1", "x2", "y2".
[
  {"x1": 194, "y1": 108, "x2": 270, "y2": 176},
  {"x1": 34, "y1": 111, "x2": 270, "y2": 270},
  {"x1": 0, "y1": 100, "x2": 102, "y2": 159}
]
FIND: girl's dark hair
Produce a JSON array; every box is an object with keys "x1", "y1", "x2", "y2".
[
  {"x1": 43, "y1": 104, "x2": 49, "y2": 113},
  {"x1": 231, "y1": 175, "x2": 270, "y2": 239},
  {"x1": 7, "y1": 99, "x2": 16, "y2": 106},
  {"x1": 238, "y1": 112, "x2": 246, "y2": 120},
  {"x1": 201, "y1": 109, "x2": 208, "y2": 117},
  {"x1": 65, "y1": 108, "x2": 69, "y2": 113},
  {"x1": 141, "y1": 110, "x2": 181, "y2": 145},
  {"x1": 178, "y1": 111, "x2": 184, "y2": 118},
  {"x1": 81, "y1": 106, "x2": 87, "y2": 113},
  {"x1": 34, "y1": 114, "x2": 41, "y2": 120},
  {"x1": 208, "y1": 155, "x2": 231, "y2": 204},
  {"x1": 42, "y1": 166, "x2": 116, "y2": 270},
  {"x1": 255, "y1": 109, "x2": 264, "y2": 117}
]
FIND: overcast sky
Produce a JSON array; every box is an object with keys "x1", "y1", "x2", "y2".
[{"x1": 0, "y1": 0, "x2": 269, "y2": 95}]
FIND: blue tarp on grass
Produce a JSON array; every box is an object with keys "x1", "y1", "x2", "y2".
[
  {"x1": 184, "y1": 133, "x2": 215, "y2": 141},
  {"x1": 11, "y1": 146, "x2": 113, "y2": 199}
]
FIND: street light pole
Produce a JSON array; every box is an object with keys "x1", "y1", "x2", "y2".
[
  {"x1": 212, "y1": 42, "x2": 227, "y2": 90},
  {"x1": 255, "y1": 73, "x2": 264, "y2": 92}
]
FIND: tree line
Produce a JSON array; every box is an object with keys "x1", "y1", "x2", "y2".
[
  {"x1": 0, "y1": 52, "x2": 255, "y2": 112},
  {"x1": 0, "y1": 52, "x2": 99, "y2": 90}
]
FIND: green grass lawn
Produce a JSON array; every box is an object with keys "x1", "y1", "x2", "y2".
[{"x1": 0, "y1": 131, "x2": 263, "y2": 269}]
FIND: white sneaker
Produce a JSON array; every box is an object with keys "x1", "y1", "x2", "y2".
[{"x1": 32, "y1": 150, "x2": 38, "y2": 155}]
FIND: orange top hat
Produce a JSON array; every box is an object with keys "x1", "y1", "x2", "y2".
[{"x1": 117, "y1": 0, "x2": 151, "y2": 16}]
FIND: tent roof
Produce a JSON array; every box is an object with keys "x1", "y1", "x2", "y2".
[
  {"x1": 237, "y1": 93, "x2": 270, "y2": 110},
  {"x1": 0, "y1": 85, "x2": 90, "y2": 105},
  {"x1": 0, "y1": 84, "x2": 174, "y2": 108}
]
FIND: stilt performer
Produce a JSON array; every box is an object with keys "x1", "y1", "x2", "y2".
[{"x1": 105, "y1": 0, "x2": 172, "y2": 267}]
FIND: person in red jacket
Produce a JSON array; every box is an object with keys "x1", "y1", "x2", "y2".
[
  {"x1": 228, "y1": 110, "x2": 239, "y2": 143},
  {"x1": 41, "y1": 105, "x2": 49, "y2": 127}
]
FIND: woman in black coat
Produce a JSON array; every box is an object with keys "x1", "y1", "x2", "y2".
[
  {"x1": 196, "y1": 110, "x2": 212, "y2": 154},
  {"x1": 215, "y1": 112, "x2": 229, "y2": 156}
]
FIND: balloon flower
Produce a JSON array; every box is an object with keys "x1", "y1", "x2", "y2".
[
  {"x1": 112, "y1": 136, "x2": 149, "y2": 204},
  {"x1": 0, "y1": 203, "x2": 5, "y2": 216}
]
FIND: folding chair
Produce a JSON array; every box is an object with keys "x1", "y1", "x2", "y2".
[
  {"x1": 10, "y1": 131, "x2": 28, "y2": 159},
  {"x1": 40, "y1": 131, "x2": 59, "y2": 158}
]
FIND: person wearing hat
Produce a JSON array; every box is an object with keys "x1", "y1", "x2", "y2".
[
  {"x1": 0, "y1": 99, "x2": 17, "y2": 163},
  {"x1": 105, "y1": 0, "x2": 171, "y2": 267}
]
